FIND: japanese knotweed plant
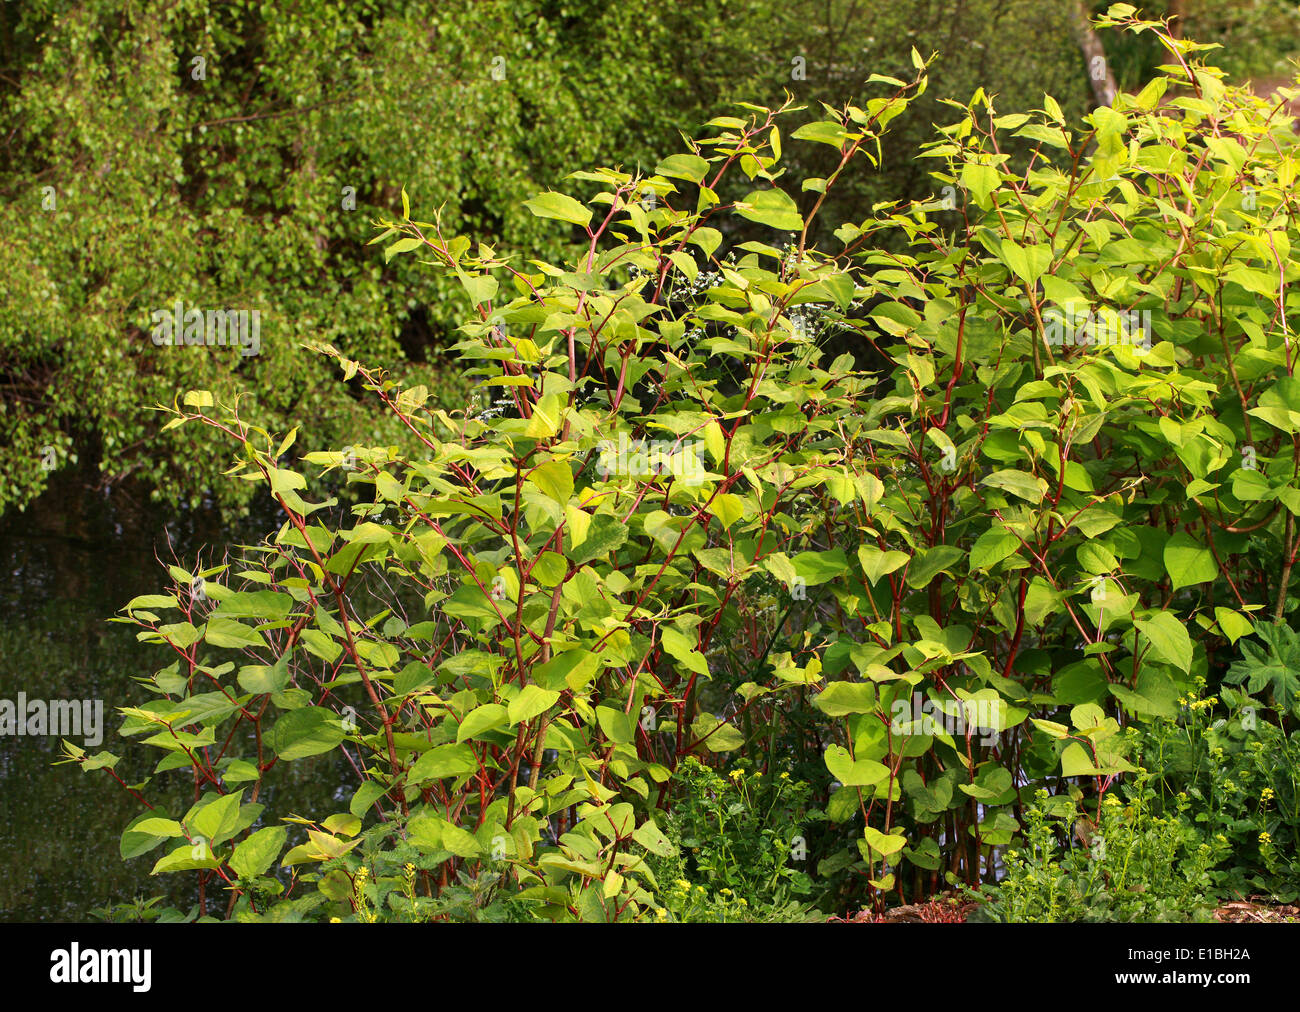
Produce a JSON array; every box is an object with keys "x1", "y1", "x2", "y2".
[
  {"x1": 72, "y1": 6, "x2": 1300, "y2": 921},
  {"x1": 65, "y1": 67, "x2": 934, "y2": 920},
  {"x1": 792, "y1": 5, "x2": 1300, "y2": 910}
]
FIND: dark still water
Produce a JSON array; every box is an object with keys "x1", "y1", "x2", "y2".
[{"x1": 0, "y1": 476, "x2": 349, "y2": 921}]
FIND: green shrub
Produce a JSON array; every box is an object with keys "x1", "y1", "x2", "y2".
[
  {"x1": 1140, "y1": 676, "x2": 1300, "y2": 902},
  {"x1": 66, "y1": 7, "x2": 1300, "y2": 921},
  {"x1": 644, "y1": 757, "x2": 819, "y2": 921},
  {"x1": 66, "y1": 69, "x2": 935, "y2": 920},
  {"x1": 0, "y1": 0, "x2": 809, "y2": 514},
  {"x1": 973, "y1": 779, "x2": 1221, "y2": 923}
]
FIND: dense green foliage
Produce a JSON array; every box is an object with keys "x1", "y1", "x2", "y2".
[
  {"x1": 1143, "y1": 678, "x2": 1300, "y2": 901},
  {"x1": 1097, "y1": 2, "x2": 1300, "y2": 89},
  {"x1": 1179, "y1": 1, "x2": 1300, "y2": 82},
  {"x1": 64, "y1": 8, "x2": 1300, "y2": 922},
  {"x1": 645, "y1": 757, "x2": 817, "y2": 921},
  {"x1": 0, "y1": 0, "x2": 1096, "y2": 516},
  {"x1": 973, "y1": 776, "x2": 1221, "y2": 922},
  {"x1": 0, "y1": 0, "x2": 736, "y2": 511}
]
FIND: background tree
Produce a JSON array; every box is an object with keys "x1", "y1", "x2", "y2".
[{"x1": 2, "y1": 0, "x2": 1295, "y2": 518}]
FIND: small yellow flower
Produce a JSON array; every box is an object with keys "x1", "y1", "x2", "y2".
[
  {"x1": 655, "y1": 908, "x2": 668, "y2": 920},
  {"x1": 329, "y1": 916, "x2": 342, "y2": 923},
  {"x1": 1261, "y1": 787, "x2": 1275, "y2": 803},
  {"x1": 1259, "y1": 831, "x2": 1273, "y2": 846},
  {"x1": 780, "y1": 772, "x2": 790, "y2": 780},
  {"x1": 719, "y1": 888, "x2": 732, "y2": 896},
  {"x1": 729, "y1": 770, "x2": 743, "y2": 781}
]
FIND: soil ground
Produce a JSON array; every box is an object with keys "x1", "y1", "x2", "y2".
[{"x1": 834, "y1": 894, "x2": 1300, "y2": 923}]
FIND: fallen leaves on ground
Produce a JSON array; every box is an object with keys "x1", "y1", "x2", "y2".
[
  {"x1": 1214, "y1": 897, "x2": 1300, "y2": 923},
  {"x1": 833, "y1": 893, "x2": 976, "y2": 923}
]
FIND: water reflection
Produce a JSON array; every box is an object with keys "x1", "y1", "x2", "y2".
[{"x1": 0, "y1": 474, "x2": 350, "y2": 921}]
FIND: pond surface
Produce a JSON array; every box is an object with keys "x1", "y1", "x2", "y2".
[{"x1": 0, "y1": 476, "x2": 347, "y2": 921}]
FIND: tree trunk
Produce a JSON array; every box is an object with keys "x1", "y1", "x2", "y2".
[
  {"x1": 1168, "y1": 0, "x2": 1186, "y2": 40},
  {"x1": 1073, "y1": 2, "x2": 1117, "y2": 107}
]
